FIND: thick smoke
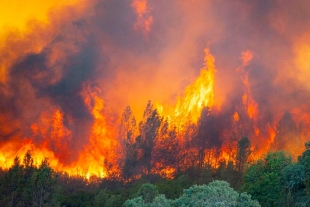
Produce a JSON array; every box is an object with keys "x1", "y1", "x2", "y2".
[{"x1": 0, "y1": 0, "x2": 310, "y2": 165}]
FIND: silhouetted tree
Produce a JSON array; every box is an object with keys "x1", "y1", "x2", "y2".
[
  {"x1": 119, "y1": 106, "x2": 138, "y2": 179},
  {"x1": 0, "y1": 152, "x2": 60, "y2": 206},
  {"x1": 136, "y1": 101, "x2": 162, "y2": 174},
  {"x1": 21, "y1": 151, "x2": 36, "y2": 206},
  {"x1": 236, "y1": 136, "x2": 251, "y2": 173},
  {"x1": 30, "y1": 158, "x2": 61, "y2": 207},
  {"x1": 298, "y1": 142, "x2": 310, "y2": 196},
  {"x1": 0, "y1": 157, "x2": 23, "y2": 207},
  {"x1": 194, "y1": 107, "x2": 221, "y2": 169},
  {"x1": 153, "y1": 121, "x2": 181, "y2": 176},
  {"x1": 119, "y1": 106, "x2": 137, "y2": 145}
]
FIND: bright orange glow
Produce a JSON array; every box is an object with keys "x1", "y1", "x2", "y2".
[
  {"x1": 1, "y1": 1, "x2": 310, "y2": 181},
  {"x1": 0, "y1": 84, "x2": 121, "y2": 179},
  {"x1": 70, "y1": 84, "x2": 121, "y2": 178},
  {"x1": 0, "y1": 0, "x2": 81, "y2": 33},
  {"x1": 0, "y1": 109, "x2": 72, "y2": 171},
  {"x1": 160, "y1": 48, "x2": 216, "y2": 129},
  {"x1": 152, "y1": 164, "x2": 176, "y2": 179},
  {"x1": 0, "y1": 139, "x2": 60, "y2": 171},
  {"x1": 0, "y1": 0, "x2": 87, "y2": 84},
  {"x1": 237, "y1": 51, "x2": 259, "y2": 135},
  {"x1": 37, "y1": 109, "x2": 72, "y2": 162},
  {"x1": 293, "y1": 33, "x2": 310, "y2": 91},
  {"x1": 151, "y1": 49, "x2": 220, "y2": 178},
  {"x1": 0, "y1": 45, "x2": 307, "y2": 179},
  {"x1": 233, "y1": 112, "x2": 240, "y2": 122},
  {"x1": 294, "y1": 35, "x2": 310, "y2": 71}
]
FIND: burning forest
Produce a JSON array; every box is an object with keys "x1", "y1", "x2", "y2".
[{"x1": 1, "y1": 0, "x2": 310, "y2": 181}]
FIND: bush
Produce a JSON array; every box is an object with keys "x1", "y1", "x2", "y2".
[{"x1": 124, "y1": 180, "x2": 260, "y2": 207}]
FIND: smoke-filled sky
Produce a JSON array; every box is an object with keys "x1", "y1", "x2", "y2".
[{"x1": 1, "y1": 0, "x2": 310, "y2": 159}]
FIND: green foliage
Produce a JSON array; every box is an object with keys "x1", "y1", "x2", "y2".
[
  {"x1": 124, "y1": 183, "x2": 171, "y2": 207},
  {"x1": 124, "y1": 182, "x2": 174, "y2": 207},
  {"x1": 237, "y1": 192, "x2": 262, "y2": 207},
  {"x1": 124, "y1": 196, "x2": 146, "y2": 207},
  {"x1": 197, "y1": 165, "x2": 214, "y2": 185},
  {"x1": 215, "y1": 161, "x2": 241, "y2": 189},
  {"x1": 281, "y1": 164, "x2": 308, "y2": 206},
  {"x1": 150, "y1": 195, "x2": 172, "y2": 207},
  {"x1": 0, "y1": 157, "x2": 24, "y2": 206},
  {"x1": 60, "y1": 190, "x2": 94, "y2": 207},
  {"x1": 135, "y1": 183, "x2": 159, "y2": 203},
  {"x1": 3, "y1": 140, "x2": 310, "y2": 207},
  {"x1": 124, "y1": 180, "x2": 260, "y2": 207},
  {"x1": 242, "y1": 151, "x2": 292, "y2": 206},
  {"x1": 135, "y1": 101, "x2": 163, "y2": 174},
  {"x1": 298, "y1": 141, "x2": 310, "y2": 194},
  {"x1": 173, "y1": 181, "x2": 237, "y2": 206},
  {"x1": 0, "y1": 153, "x2": 60, "y2": 207},
  {"x1": 94, "y1": 189, "x2": 109, "y2": 206},
  {"x1": 30, "y1": 158, "x2": 61, "y2": 207},
  {"x1": 264, "y1": 151, "x2": 292, "y2": 173},
  {"x1": 124, "y1": 195, "x2": 172, "y2": 207},
  {"x1": 58, "y1": 174, "x2": 98, "y2": 207},
  {"x1": 156, "y1": 174, "x2": 192, "y2": 199},
  {"x1": 173, "y1": 180, "x2": 260, "y2": 207},
  {"x1": 94, "y1": 189, "x2": 122, "y2": 207}
]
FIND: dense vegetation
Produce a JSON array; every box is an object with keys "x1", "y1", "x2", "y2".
[
  {"x1": 123, "y1": 181, "x2": 260, "y2": 207},
  {"x1": 1, "y1": 104, "x2": 309, "y2": 206},
  {"x1": 1, "y1": 142, "x2": 310, "y2": 206}
]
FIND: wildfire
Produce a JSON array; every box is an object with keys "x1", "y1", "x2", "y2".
[
  {"x1": 1, "y1": 46, "x2": 306, "y2": 179},
  {"x1": 160, "y1": 48, "x2": 216, "y2": 129},
  {"x1": 237, "y1": 51, "x2": 259, "y2": 136},
  {"x1": 0, "y1": 84, "x2": 121, "y2": 179},
  {"x1": 1, "y1": 45, "x2": 308, "y2": 179},
  {"x1": 1, "y1": 0, "x2": 310, "y2": 181},
  {"x1": 73, "y1": 84, "x2": 121, "y2": 178}
]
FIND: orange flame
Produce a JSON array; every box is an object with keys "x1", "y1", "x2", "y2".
[
  {"x1": 0, "y1": 84, "x2": 121, "y2": 179},
  {"x1": 69, "y1": 84, "x2": 121, "y2": 179},
  {"x1": 1, "y1": 0, "x2": 310, "y2": 184},
  {"x1": 160, "y1": 48, "x2": 216, "y2": 129},
  {"x1": 237, "y1": 51, "x2": 259, "y2": 136}
]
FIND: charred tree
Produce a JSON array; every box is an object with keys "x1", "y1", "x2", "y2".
[
  {"x1": 153, "y1": 122, "x2": 181, "y2": 176},
  {"x1": 236, "y1": 136, "x2": 251, "y2": 173},
  {"x1": 194, "y1": 107, "x2": 221, "y2": 169},
  {"x1": 136, "y1": 101, "x2": 162, "y2": 174},
  {"x1": 119, "y1": 106, "x2": 138, "y2": 179}
]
